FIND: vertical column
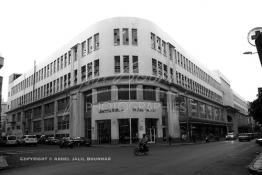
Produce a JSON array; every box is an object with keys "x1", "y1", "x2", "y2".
[
  {"x1": 136, "y1": 84, "x2": 143, "y2": 100},
  {"x1": 167, "y1": 91, "x2": 180, "y2": 140},
  {"x1": 41, "y1": 104, "x2": 45, "y2": 134},
  {"x1": 111, "y1": 118, "x2": 119, "y2": 144},
  {"x1": 157, "y1": 117, "x2": 163, "y2": 140},
  {"x1": 111, "y1": 85, "x2": 118, "y2": 101},
  {"x1": 138, "y1": 117, "x2": 146, "y2": 139},
  {"x1": 91, "y1": 117, "x2": 97, "y2": 143},
  {"x1": 53, "y1": 101, "x2": 57, "y2": 137},
  {"x1": 21, "y1": 111, "x2": 25, "y2": 135},
  {"x1": 70, "y1": 92, "x2": 85, "y2": 137},
  {"x1": 92, "y1": 88, "x2": 97, "y2": 104}
]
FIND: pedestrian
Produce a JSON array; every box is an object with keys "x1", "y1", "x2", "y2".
[{"x1": 168, "y1": 136, "x2": 172, "y2": 146}]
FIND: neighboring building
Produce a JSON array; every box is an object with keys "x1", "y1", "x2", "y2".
[
  {"x1": 0, "y1": 54, "x2": 4, "y2": 136},
  {"x1": 6, "y1": 17, "x2": 251, "y2": 143},
  {"x1": 0, "y1": 102, "x2": 8, "y2": 136}
]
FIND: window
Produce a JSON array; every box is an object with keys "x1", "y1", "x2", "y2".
[
  {"x1": 82, "y1": 40, "x2": 87, "y2": 57},
  {"x1": 57, "y1": 97, "x2": 69, "y2": 113},
  {"x1": 81, "y1": 65, "x2": 86, "y2": 81},
  {"x1": 44, "y1": 102, "x2": 54, "y2": 116},
  {"x1": 143, "y1": 86, "x2": 156, "y2": 101},
  {"x1": 47, "y1": 65, "x2": 49, "y2": 77},
  {"x1": 114, "y1": 29, "x2": 120, "y2": 45},
  {"x1": 57, "y1": 58, "x2": 60, "y2": 71},
  {"x1": 68, "y1": 73, "x2": 71, "y2": 86},
  {"x1": 44, "y1": 67, "x2": 46, "y2": 79},
  {"x1": 87, "y1": 62, "x2": 92, "y2": 79},
  {"x1": 74, "y1": 69, "x2": 77, "y2": 84},
  {"x1": 156, "y1": 37, "x2": 161, "y2": 52},
  {"x1": 33, "y1": 121, "x2": 41, "y2": 132},
  {"x1": 114, "y1": 56, "x2": 120, "y2": 73},
  {"x1": 61, "y1": 56, "x2": 63, "y2": 69},
  {"x1": 163, "y1": 64, "x2": 168, "y2": 79},
  {"x1": 132, "y1": 29, "x2": 137, "y2": 45},
  {"x1": 44, "y1": 118, "x2": 54, "y2": 131},
  {"x1": 123, "y1": 28, "x2": 129, "y2": 45},
  {"x1": 87, "y1": 37, "x2": 92, "y2": 53},
  {"x1": 94, "y1": 33, "x2": 99, "y2": 50},
  {"x1": 152, "y1": 58, "x2": 157, "y2": 76},
  {"x1": 50, "y1": 63, "x2": 53, "y2": 75},
  {"x1": 123, "y1": 55, "x2": 129, "y2": 73},
  {"x1": 64, "y1": 74, "x2": 67, "y2": 88},
  {"x1": 54, "y1": 60, "x2": 56, "y2": 73},
  {"x1": 162, "y1": 40, "x2": 166, "y2": 56},
  {"x1": 151, "y1": 33, "x2": 156, "y2": 49},
  {"x1": 132, "y1": 56, "x2": 138, "y2": 73},
  {"x1": 158, "y1": 61, "x2": 162, "y2": 77},
  {"x1": 57, "y1": 115, "x2": 69, "y2": 130},
  {"x1": 64, "y1": 53, "x2": 67, "y2": 67},
  {"x1": 118, "y1": 85, "x2": 137, "y2": 100},
  {"x1": 60, "y1": 76, "x2": 63, "y2": 91},
  {"x1": 170, "y1": 68, "x2": 174, "y2": 82},
  {"x1": 56, "y1": 78, "x2": 59, "y2": 92},
  {"x1": 97, "y1": 86, "x2": 111, "y2": 102},
  {"x1": 94, "y1": 59, "x2": 99, "y2": 76},
  {"x1": 50, "y1": 82, "x2": 52, "y2": 94},
  {"x1": 68, "y1": 51, "x2": 71, "y2": 65}
]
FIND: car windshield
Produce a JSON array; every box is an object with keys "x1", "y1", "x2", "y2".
[{"x1": 8, "y1": 136, "x2": 16, "y2": 140}]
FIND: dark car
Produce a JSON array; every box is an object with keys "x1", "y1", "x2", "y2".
[
  {"x1": 59, "y1": 137, "x2": 74, "y2": 148},
  {"x1": 238, "y1": 133, "x2": 251, "y2": 142},
  {"x1": 45, "y1": 137, "x2": 60, "y2": 145},
  {"x1": 72, "y1": 137, "x2": 91, "y2": 147}
]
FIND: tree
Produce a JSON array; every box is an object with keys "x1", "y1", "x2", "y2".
[{"x1": 249, "y1": 92, "x2": 262, "y2": 124}]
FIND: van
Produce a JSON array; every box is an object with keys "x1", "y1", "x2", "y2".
[
  {"x1": 21, "y1": 135, "x2": 37, "y2": 146},
  {"x1": 6, "y1": 135, "x2": 18, "y2": 146}
]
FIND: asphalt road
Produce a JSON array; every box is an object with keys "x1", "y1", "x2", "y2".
[{"x1": 1, "y1": 140, "x2": 261, "y2": 175}]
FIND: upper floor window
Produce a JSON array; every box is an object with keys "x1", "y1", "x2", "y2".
[
  {"x1": 156, "y1": 37, "x2": 161, "y2": 52},
  {"x1": 163, "y1": 64, "x2": 168, "y2": 79},
  {"x1": 94, "y1": 33, "x2": 99, "y2": 50},
  {"x1": 61, "y1": 56, "x2": 63, "y2": 69},
  {"x1": 81, "y1": 65, "x2": 86, "y2": 82},
  {"x1": 132, "y1": 56, "x2": 138, "y2": 73},
  {"x1": 162, "y1": 40, "x2": 166, "y2": 56},
  {"x1": 114, "y1": 56, "x2": 120, "y2": 73},
  {"x1": 123, "y1": 28, "x2": 129, "y2": 45},
  {"x1": 114, "y1": 29, "x2": 120, "y2": 46},
  {"x1": 87, "y1": 62, "x2": 92, "y2": 79},
  {"x1": 132, "y1": 29, "x2": 137, "y2": 45},
  {"x1": 158, "y1": 61, "x2": 162, "y2": 77},
  {"x1": 94, "y1": 59, "x2": 99, "y2": 77},
  {"x1": 64, "y1": 53, "x2": 67, "y2": 67},
  {"x1": 87, "y1": 37, "x2": 92, "y2": 53},
  {"x1": 151, "y1": 33, "x2": 156, "y2": 49},
  {"x1": 152, "y1": 58, "x2": 157, "y2": 76},
  {"x1": 82, "y1": 40, "x2": 87, "y2": 57},
  {"x1": 123, "y1": 55, "x2": 129, "y2": 73}
]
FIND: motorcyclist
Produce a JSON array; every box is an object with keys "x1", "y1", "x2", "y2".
[{"x1": 139, "y1": 134, "x2": 149, "y2": 152}]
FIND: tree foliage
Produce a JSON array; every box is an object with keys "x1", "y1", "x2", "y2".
[{"x1": 249, "y1": 93, "x2": 262, "y2": 124}]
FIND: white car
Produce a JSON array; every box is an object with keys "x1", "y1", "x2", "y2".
[
  {"x1": 21, "y1": 135, "x2": 37, "y2": 146},
  {"x1": 6, "y1": 135, "x2": 18, "y2": 145}
]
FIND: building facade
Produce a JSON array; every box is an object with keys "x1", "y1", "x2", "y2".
[{"x1": 6, "y1": 17, "x2": 250, "y2": 143}]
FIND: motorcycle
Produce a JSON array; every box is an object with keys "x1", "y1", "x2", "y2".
[
  {"x1": 134, "y1": 142, "x2": 149, "y2": 156},
  {"x1": 59, "y1": 138, "x2": 74, "y2": 149}
]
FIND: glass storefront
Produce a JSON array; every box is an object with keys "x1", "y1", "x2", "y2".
[
  {"x1": 118, "y1": 118, "x2": 138, "y2": 144},
  {"x1": 97, "y1": 120, "x2": 111, "y2": 144}
]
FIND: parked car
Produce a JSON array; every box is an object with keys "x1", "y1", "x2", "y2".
[
  {"x1": 256, "y1": 138, "x2": 262, "y2": 145},
  {"x1": 45, "y1": 137, "x2": 60, "y2": 145},
  {"x1": 6, "y1": 135, "x2": 18, "y2": 146},
  {"x1": 72, "y1": 137, "x2": 91, "y2": 147},
  {"x1": 0, "y1": 136, "x2": 7, "y2": 146},
  {"x1": 37, "y1": 135, "x2": 48, "y2": 144},
  {"x1": 21, "y1": 135, "x2": 38, "y2": 146},
  {"x1": 247, "y1": 133, "x2": 255, "y2": 140},
  {"x1": 59, "y1": 137, "x2": 74, "y2": 148},
  {"x1": 238, "y1": 133, "x2": 251, "y2": 142},
  {"x1": 225, "y1": 132, "x2": 237, "y2": 140}
]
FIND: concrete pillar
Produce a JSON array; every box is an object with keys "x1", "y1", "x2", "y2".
[
  {"x1": 53, "y1": 101, "x2": 58, "y2": 137},
  {"x1": 111, "y1": 85, "x2": 118, "y2": 101},
  {"x1": 70, "y1": 92, "x2": 85, "y2": 137},
  {"x1": 41, "y1": 104, "x2": 44, "y2": 134},
  {"x1": 111, "y1": 118, "x2": 119, "y2": 144},
  {"x1": 156, "y1": 87, "x2": 160, "y2": 102},
  {"x1": 92, "y1": 88, "x2": 97, "y2": 104},
  {"x1": 167, "y1": 91, "x2": 180, "y2": 139},
  {"x1": 157, "y1": 117, "x2": 163, "y2": 138},
  {"x1": 138, "y1": 117, "x2": 146, "y2": 139},
  {"x1": 136, "y1": 84, "x2": 143, "y2": 100},
  {"x1": 91, "y1": 118, "x2": 97, "y2": 141}
]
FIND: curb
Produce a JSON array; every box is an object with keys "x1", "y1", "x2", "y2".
[
  {"x1": 249, "y1": 152, "x2": 262, "y2": 174},
  {"x1": 0, "y1": 156, "x2": 9, "y2": 170}
]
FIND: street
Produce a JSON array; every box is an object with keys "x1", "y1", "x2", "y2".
[{"x1": 1, "y1": 140, "x2": 261, "y2": 175}]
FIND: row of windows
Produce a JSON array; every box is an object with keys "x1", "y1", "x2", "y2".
[
  {"x1": 114, "y1": 28, "x2": 137, "y2": 46},
  {"x1": 152, "y1": 58, "x2": 173, "y2": 81},
  {"x1": 81, "y1": 59, "x2": 99, "y2": 81},
  {"x1": 10, "y1": 33, "x2": 100, "y2": 97},
  {"x1": 150, "y1": 32, "x2": 220, "y2": 91},
  {"x1": 114, "y1": 55, "x2": 138, "y2": 73},
  {"x1": 176, "y1": 71, "x2": 222, "y2": 104},
  {"x1": 10, "y1": 60, "x2": 100, "y2": 110}
]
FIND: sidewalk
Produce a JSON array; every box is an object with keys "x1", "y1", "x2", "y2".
[{"x1": 249, "y1": 152, "x2": 262, "y2": 174}]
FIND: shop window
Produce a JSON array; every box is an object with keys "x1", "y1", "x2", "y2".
[
  {"x1": 143, "y1": 86, "x2": 156, "y2": 101},
  {"x1": 123, "y1": 55, "x2": 129, "y2": 73},
  {"x1": 114, "y1": 56, "x2": 120, "y2": 73},
  {"x1": 123, "y1": 28, "x2": 129, "y2": 45},
  {"x1": 44, "y1": 118, "x2": 54, "y2": 131},
  {"x1": 118, "y1": 85, "x2": 137, "y2": 100},
  {"x1": 114, "y1": 29, "x2": 120, "y2": 46},
  {"x1": 132, "y1": 29, "x2": 137, "y2": 45}
]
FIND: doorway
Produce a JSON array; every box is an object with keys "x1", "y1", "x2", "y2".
[
  {"x1": 97, "y1": 120, "x2": 111, "y2": 144},
  {"x1": 145, "y1": 118, "x2": 158, "y2": 143}
]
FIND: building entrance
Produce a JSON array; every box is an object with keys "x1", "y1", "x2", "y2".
[
  {"x1": 97, "y1": 120, "x2": 111, "y2": 144},
  {"x1": 118, "y1": 118, "x2": 138, "y2": 144},
  {"x1": 145, "y1": 118, "x2": 158, "y2": 143}
]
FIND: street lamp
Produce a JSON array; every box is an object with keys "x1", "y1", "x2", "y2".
[{"x1": 243, "y1": 51, "x2": 257, "y2": 55}]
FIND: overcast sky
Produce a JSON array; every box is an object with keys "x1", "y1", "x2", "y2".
[{"x1": 0, "y1": 0, "x2": 261, "y2": 102}]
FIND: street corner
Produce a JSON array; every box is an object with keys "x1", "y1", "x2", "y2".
[{"x1": 249, "y1": 152, "x2": 262, "y2": 174}]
